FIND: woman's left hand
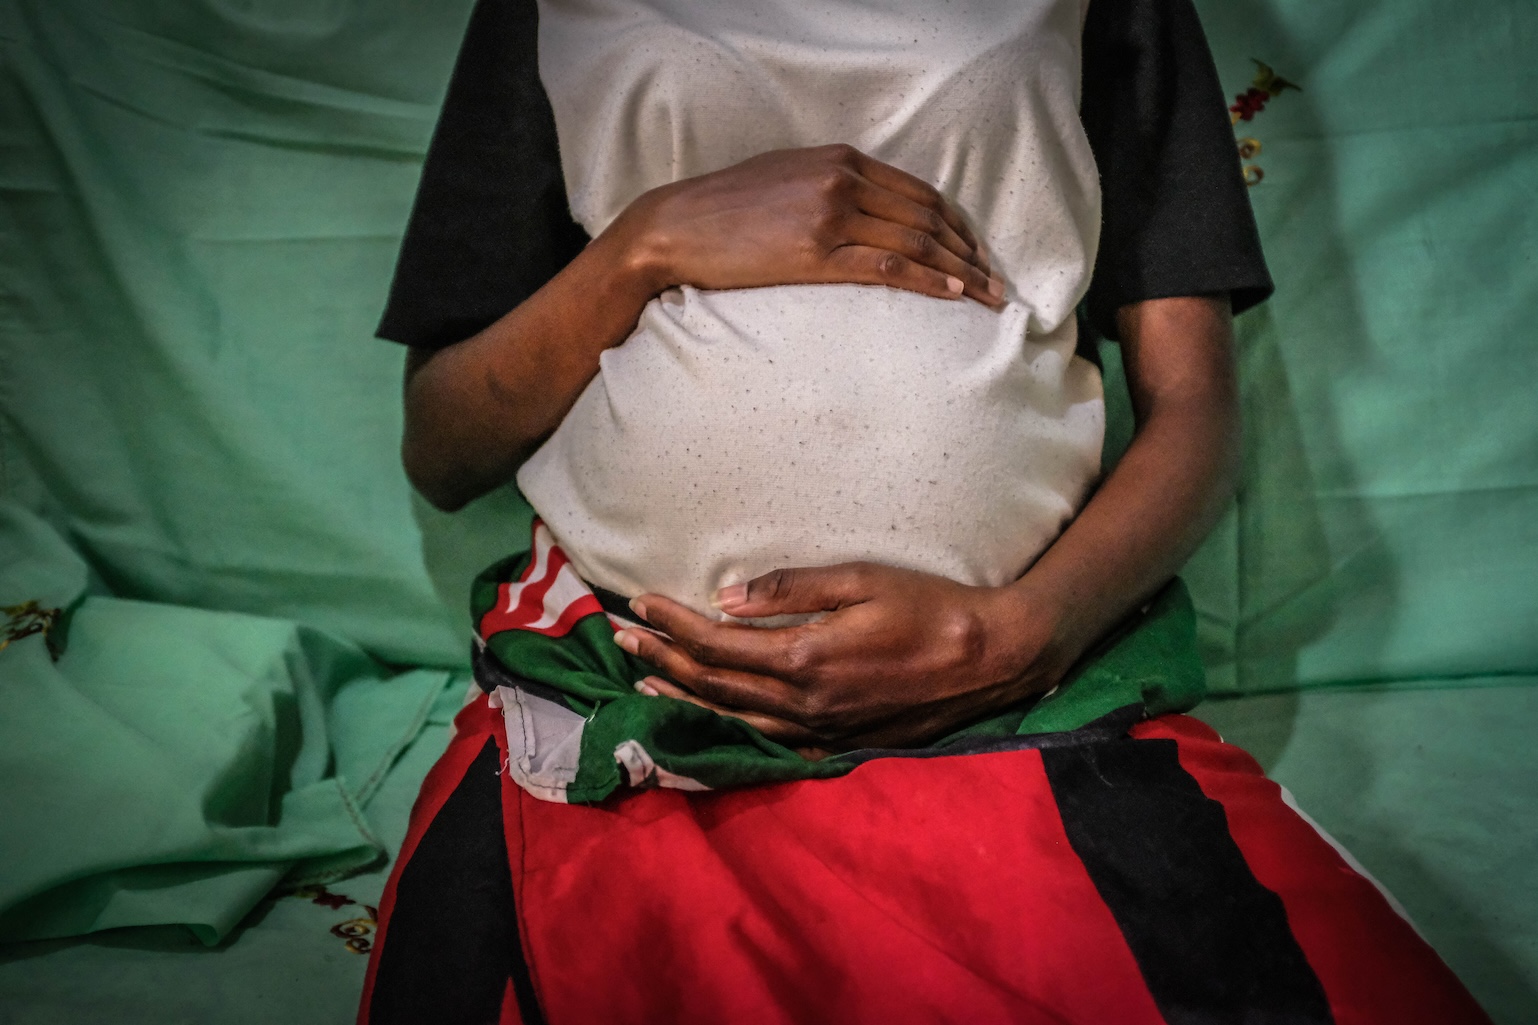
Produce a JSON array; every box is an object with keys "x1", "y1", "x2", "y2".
[{"x1": 614, "y1": 563, "x2": 1072, "y2": 753}]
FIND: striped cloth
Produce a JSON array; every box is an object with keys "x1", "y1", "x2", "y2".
[{"x1": 471, "y1": 519, "x2": 1209, "y2": 803}]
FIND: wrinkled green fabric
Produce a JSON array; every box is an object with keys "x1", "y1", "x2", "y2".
[
  {"x1": 0, "y1": 704, "x2": 459, "y2": 1025},
  {"x1": 0, "y1": 503, "x2": 452, "y2": 944},
  {"x1": 0, "y1": 0, "x2": 469, "y2": 945},
  {"x1": 0, "y1": 0, "x2": 464, "y2": 668}
]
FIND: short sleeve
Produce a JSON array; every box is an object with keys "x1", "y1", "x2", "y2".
[
  {"x1": 1080, "y1": 0, "x2": 1274, "y2": 342},
  {"x1": 376, "y1": 0, "x2": 589, "y2": 349}
]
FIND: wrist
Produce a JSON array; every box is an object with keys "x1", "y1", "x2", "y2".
[
  {"x1": 597, "y1": 186, "x2": 679, "y2": 300},
  {"x1": 981, "y1": 577, "x2": 1074, "y2": 694}
]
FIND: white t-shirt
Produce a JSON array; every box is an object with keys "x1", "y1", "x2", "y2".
[{"x1": 518, "y1": 0, "x2": 1105, "y2": 615}]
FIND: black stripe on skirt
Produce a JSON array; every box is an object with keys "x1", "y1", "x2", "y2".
[
  {"x1": 368, "y1": 737, "x2": 546, "y2": 1025},
  {"x1": 1041, "y1": 736, "x2": 1335, "y2": 1025}
]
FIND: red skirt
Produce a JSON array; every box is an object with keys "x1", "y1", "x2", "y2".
[{"x1": 358, "y1": 693, "x2": 1489, "y2": 1025}]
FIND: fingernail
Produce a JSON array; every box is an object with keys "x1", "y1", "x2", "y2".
[
  {"x1": 945, "y1": 275, "x2": 965, "y2": 295},
  {"x1": 633, "y1": 679, "x2": 659, "y2": 697},
  {"x1": 613, "y1": 629, "x2": 640, "y2": 655},
  {"x1": 987, "y1": 276, "x2": 1005, "y2": 298},
  {"x1": 628, "y1": 597, "x2": 647, "y2": 620},
  {"x1": 713, "y1": 583, "x2": 749, "y2": 612}
]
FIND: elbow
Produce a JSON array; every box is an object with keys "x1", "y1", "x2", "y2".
[
  {"x1": 415, "y1": 482, "x2": 471, "y2": 515},
  {"x1": 397, "y1": 344, "x2": 543, "y2": 512},
  {"x1": 400, "y1": 357, "x2": 491, "y2": 512},
  {"x1": 402, "y1": 437, "x2": 472, "y2": 513},
  {"x1": 401, "y1": 424, "x2": 530, "y2": 513}
]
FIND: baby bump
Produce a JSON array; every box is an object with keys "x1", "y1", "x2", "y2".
[{"x1": 516, "y1": 284, "x2": 1105, "y2": 615}]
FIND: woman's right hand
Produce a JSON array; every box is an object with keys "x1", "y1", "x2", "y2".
[
  {"x1": 611, "y1": 144, "x2": 1004, "y2": 308},
  {"x1": 403, "y1": 144, "x2": 1001, "y2": 510}
]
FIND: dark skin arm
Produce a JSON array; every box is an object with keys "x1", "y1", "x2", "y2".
[
  {"x1": 619, "y1": 295, "x2": 1240, "y2": 753},
  {"x1": 403, "y1": 144, "x2": 1001, "y2": 511}
]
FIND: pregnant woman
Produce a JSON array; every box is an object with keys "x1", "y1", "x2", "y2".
[{"x1": 360, "y1": 0, "x2": 1490, "y2": 1021}]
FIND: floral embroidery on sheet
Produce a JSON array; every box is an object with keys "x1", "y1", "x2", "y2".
[
  {"x1": 288, "y1": 885, "x2": 380, "y2": 955},
  {"x1": 0, "y1": 600, "x2": 63, "y2": 659},
  {"x1": 1230, "y1": 60, "x2": 1301, "y2": 186}
]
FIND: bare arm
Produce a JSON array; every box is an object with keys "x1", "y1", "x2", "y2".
[
  {"x1": 402, "y1": 144, "x2": 1002, "y2": 511},
  {"x1": 621, "y1": 294, "x2": 1240, "y2": 750},
  {"x1": 401, "y1": 229, "x2": 657, "y2": 511},
  {"x1": 1009, "y1": 294, "x2": 1240, "y2": 666}
]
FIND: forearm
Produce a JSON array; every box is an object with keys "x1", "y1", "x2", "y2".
[
  {"x1": 401, "y1": 226, "x2": 659, "y2": 510},
  {"x1": 1005, "y1": 295, "x2": 1241, "y2": 672}
]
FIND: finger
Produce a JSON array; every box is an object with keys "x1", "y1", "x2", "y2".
[
  {"x1": 845, "y1": 150, "x2": 983, "y2": 261},
  {"x1": 657, "y1": 681, "x2": 910, "y2": 756},
  {"x1": 975, "y1": 239, "x2": 993, "y2": 276},
  {"x1": 627, "y1": 593, "x2": 813, "y2": 682},
  {"x1": 850, "y1": 175, "x2": 979, "y2": 268},
  {"x1": 710, "y1": 564, "x2": 880, "y2": 619},
  {"x1": 843, "y1": 212, "x2": 1003, "y2": 307},
  {"x1": 634, "y1": 676, "x2": 820, "y2": 747},
  {"x1": 849, "y1": 174, "x2": 994, "y2": 276},
  {"x1": 823, "y1": 244, "x2": 970, "y2": 302},
  {"x1": 614, "y1": 618, "x2": 805, "y2": 714}
]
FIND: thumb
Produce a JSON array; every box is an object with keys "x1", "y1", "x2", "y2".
[{"x1": 712, "y1": 563, "x2": 880, "y2": 618}]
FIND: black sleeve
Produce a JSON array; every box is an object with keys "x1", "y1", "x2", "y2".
[
  {"x1": 1080, "y1": 0, "x2": 1273, "y2": 342},
  {"x1": 376, "y1": 0, "x2": 589, "y2": 349}
]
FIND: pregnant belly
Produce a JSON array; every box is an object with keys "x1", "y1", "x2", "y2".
[{"x1": 516, "y1": 284, "x2": 1104, "y2": 616}]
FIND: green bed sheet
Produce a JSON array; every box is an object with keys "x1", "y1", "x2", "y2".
[{"x1": 1, "y1": 0, "x2": 1534, "y2": 1019}]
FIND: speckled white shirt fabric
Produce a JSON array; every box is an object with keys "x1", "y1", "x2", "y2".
[{"x1": 518, "y1": 0, "x2": 1105, "y2": 615}]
